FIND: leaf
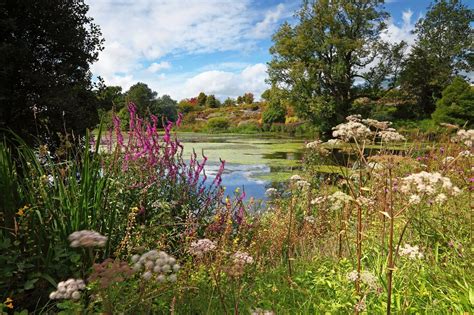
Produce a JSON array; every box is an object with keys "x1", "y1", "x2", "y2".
[{"x1": 24, "y1": 278, "x2": 38, "y2": 290}]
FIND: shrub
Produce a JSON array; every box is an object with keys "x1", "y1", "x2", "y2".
[
  {"x1": 432, "y1": 77, "x2": 474, "y2": 127},
  {"x1": 206, "y1": 117, "x2": 230, "y2": 131},
  {"x1": 262, "y1": 103, "x2": 286, "y2": 125}
]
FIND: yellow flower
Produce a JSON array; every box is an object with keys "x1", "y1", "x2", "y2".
[
  {"x1": 16, "y1": 205, "x2": 30, "y2": 216},
  {"x1": 131, "y1": 206, "x2": 139, "y2": 213},
  {"x1": 4, "y1": 297, "x2": 13, "y2": 309}
]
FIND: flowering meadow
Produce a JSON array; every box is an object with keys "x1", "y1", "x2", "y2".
[{"x1": 1, "y1": 108, "x2": 473, "y2": 313}]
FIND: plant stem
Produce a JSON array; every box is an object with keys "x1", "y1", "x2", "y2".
[{"x1": 386, "y1": 167, "x2": 394, "y2": 315}]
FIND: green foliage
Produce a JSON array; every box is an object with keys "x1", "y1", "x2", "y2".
[
  {"x1": 206, "y1": 117, "x2": 230, "y2": 131},
  {"x1": 178, "y1": 100, "x2": 196, "y2": 114},
  {"x1": 152, "y1": 95, "x2": 178, "y2": 123},
  {"x1": 432, "y1": 77, "x2": 474, "y2": 127},
  {"x1": 223, "y1": 97, "x2": 236, "y2": 107},
  {"x1": 197, "y1": 92, "x2": 207, "y2": 107},
  {"x1": 262, "y1": 87, "x2": 287, "y2": 125},
  {"x1": 0, "y1": 0, "x2": 103, "y2": 144},
  {"x1": 125, "y1": 82, "x2": 157, "y2": 117},
  {"x1": 268, "y1": 0, "x2": 388, "y2": 132},
  {"x1": 205, "y1": 94, "x2": 219, "y2": 108},
  {"x1": 399, "y1": 0, "x2": 473, "y2": 117}
]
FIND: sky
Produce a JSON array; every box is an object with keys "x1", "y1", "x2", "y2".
[{"x1": 85, "y1": 0, "x2": 436, "y2": 101}]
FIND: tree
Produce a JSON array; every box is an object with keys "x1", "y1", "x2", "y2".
[
  {"x1": 236, "y1": 96, "x2": 243, "y2": 104},
  {"x1": 197, "y1": 92, "x2": 207, "y2": 107},
  {"x1": 0, "y1": 0, "x2": 103, "y2": 144},
  {"x1": 268, "y1": 0, "x2": 388, "y2": 132},
  {"x1": 95, "y1": 83, "x2": 124, "y2": 111},
  {"x1": 205, "y1": 95, "x2": 219, "y2": 108},
  {"x1": 242, "y1": 93, "x2": 254, "y2": 104},
  {"x1": 399, "y1": 0, "x2": 473, "y2": 116},
  {"x1": 125, "y1": 82, "x2": 157, "y2": 117},
  {"x1": 262, "y1": 87, "x2": 287, "y2": 125},
  {"x1": 152, "y1": 95, "x2": 178, "y2": 123},
  {"x1": 432, "y1": 77, "x2": 474, "y2": 127},
  {"x1": 223, "y1": 97, "x2": 236, "y2": 107}
]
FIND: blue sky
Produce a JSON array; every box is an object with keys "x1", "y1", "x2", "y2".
[{"x1": 86, "y1": 0, "x2": 437, "y2": 101}]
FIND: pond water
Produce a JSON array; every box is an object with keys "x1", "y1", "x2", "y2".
[{"x1": 178, "y1": 133, "x2": 305, "y2": 200}]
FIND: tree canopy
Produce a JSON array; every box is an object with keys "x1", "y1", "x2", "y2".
[
  {"x1": 0, "y1": 0, "x2": 103, "y2": 143},
  {"x1": 268, "y1": 0, "x2": 388, "y2": 132}
]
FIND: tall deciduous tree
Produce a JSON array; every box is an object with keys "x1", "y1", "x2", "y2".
[
  {"x1": 125, "y1": 82, "x2": 157, "y2": 117},
  {"x1": 197, "y1": 92, "x2": 207, "y2": 107},
  {"x1": 268, "y1": 0, "x2": 388, "y2": 132},
  {"x1": 399, "y1": 0, "x2": 473, "y2": 116},
  {"x1": 0, "y1": 0, "x2": 103, "y2": 143}
]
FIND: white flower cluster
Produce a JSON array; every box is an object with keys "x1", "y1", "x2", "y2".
[
  {"x1": 296, "y1": 180, "x2": 310, "y2": 189},
  {"x1": 367, "y1": 161, "x2": 384, "y2": 171},
  {"x1": 346, "y1": 270, "x2": 378, "y2": 290},
  {"x1": 356, "y1": 196, "x2": 375, "y2": 207},
  {"x1": 265, "y1": 188, "x2": 278, "y2": 197},
  {"x1": 290, "y1": 174, "x2": 302, "y2": 181},
  {"x1": 377, "y1": 130, "x2": 406, "y2": 142},
  {"x1": 325, "y1": 138, "x2": 342, "y2": 146},
  {"x1": 131, "y1": 250, "x2": 179, "y2": 282},
  {"x1": 328, "y1": 191, "x2": 354, "y2": 210},
  {"x1": 454, "y1": 129, "x2": 474, "y2": 147},
  {"x1": 332, "y1": 121, "x2": 372, "y2": 142},
  {"x1": 232, "y1": 251, "x2": 254, "y2": 265},
  {"x1": 310, "y1": 196, "x2": 327, "y2": 205},
  {"x1": 306, "y1": 140, "x2": 330, "y2": 155},
  {"x1": 189, "y1": 239, "x2": 216, "y2": 257},
  {"x1": 400, "y1": 171, "x2": 460, "y2": 196},
  {"x1": 434, "y1": 193, "x2": 447, "y2": 204},
  {"x1": 49, "y1": 279, "x2": 86, "y2": 300},
  {"x1": 458, "y1": 150, "x2": 473, "y2": 158},
  {"x1": 399, "y1": 244, "x2": 423, "y2": 259},
  {"x1": 68, "y1": 230, "x2": 107, "y2": 248},
  {"x1": 306, "y1": 140, "x2": 323, "y2": 149},
  {"x1": 442, "y1": 156, "x2": 455, "y2": 164},
  {"x1": 409, "y1": 194, "x2": 421, "y2": 205},
  {"x1": 304, "y1": 215, "x2": 316, "y2": 224}
]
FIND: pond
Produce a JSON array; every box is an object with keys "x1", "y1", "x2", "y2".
[{"x1": 178, "y1": 133, "x2": 306, "y2": 200}]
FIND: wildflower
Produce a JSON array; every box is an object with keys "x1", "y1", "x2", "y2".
[
  {"x1": 454, "y1": 129, "x2": 474, "y2": 147},
  {"x1": 232, "y1": 251, "x2": 254, "y2": 265},
  {"x1": 360, "y1": 271, "x2": 378, "y2": 290},
  {"x1": 346, "y1": 114, "x2": 362, "y2": 122},
  {"x1": 377, "y1": 130, "x2": 406, "y2": 142},
  {"x1": 304, "y1": 215, "x2": 315, "y2": 224},
  {"x1": 328, "y1": 191, "x2": 353, "y2": 210},
  {"x1": 306, "y1": 140, "x2": 323, "y2": 149},
  {"x1": 265, "y1": 188, "x2": 278, "y2": 197},
  {"x1": 16, "y1": 205, "x2": 29, "y2": 216},
  {"x1": 458, "y1": 150, "x2": 473, "y2": 158},
  {"x1": 189, "y1": 239, "x2": 216, "y2": 257},
  {"x1": 310, "y1": 196, "x2": 326, "y2": 205},
  {"x1": 4, "y1": 297, "x2": 13, "y2": 309},
  {"x1": 399, "y1": 244, "x2": 423, "y2": 259},
  {"x1": 68, "y1": 230, "x2": 107, "y2": 248},
  {"x1": 325, "y1": 138, "x2": 341, "y2": 146},
  {"x1": 356, "y1": 196, "x2": 375, "y2": 207},
  {"x1": 434, "y1": 193, "x2": 447, "y2": 204},
  {"x1": 354, "y1": 296, "x2": 367, "y2": 312},
  {"x1": 443, "y1": 156, "x2": 455, "y2": 164},
  {"x1": 132, "y1": 250, "x2": 179, "y2": 282},
  {"x1": 290, "y1": 174, "x2": 302, "y2": 181},
  {"x1": 400, "y1": 171, "x2": 460, "y2": 196},
  {"x1": 409, "y1": 194, "x2": 421, "y2": 205},
  {"x1": 347, "y1": 270, "x2": 358, "y2": 282},
  {"x1": 332, "y1": 121, "x2": 372, "y2": 142},
  {"x1": 296, "y1": 180, "x2": 310, "y2": 189},
  {"x1": 367, "y1": 161, "x2": 384, "y2": 171},
  {"x1": 49, "y1": 279, "x2": 86, "y2": 300}
]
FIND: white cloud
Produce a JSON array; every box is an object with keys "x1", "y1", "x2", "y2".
[
  {"x1": 147, "y1": 61, "x2": 171, "y2": 73},
  {"x1": 252, "y1": 4, "x2": 286, "y2": 39},
  {"x1": 182, "y1": 63, "x2": 269, "y2": 100},
  {"x1": 381, "y1": 9, "x2": 418, "y2": 47},
  {"x1": 85, "y1": 0, "x2": 288, "y2": 99}
]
